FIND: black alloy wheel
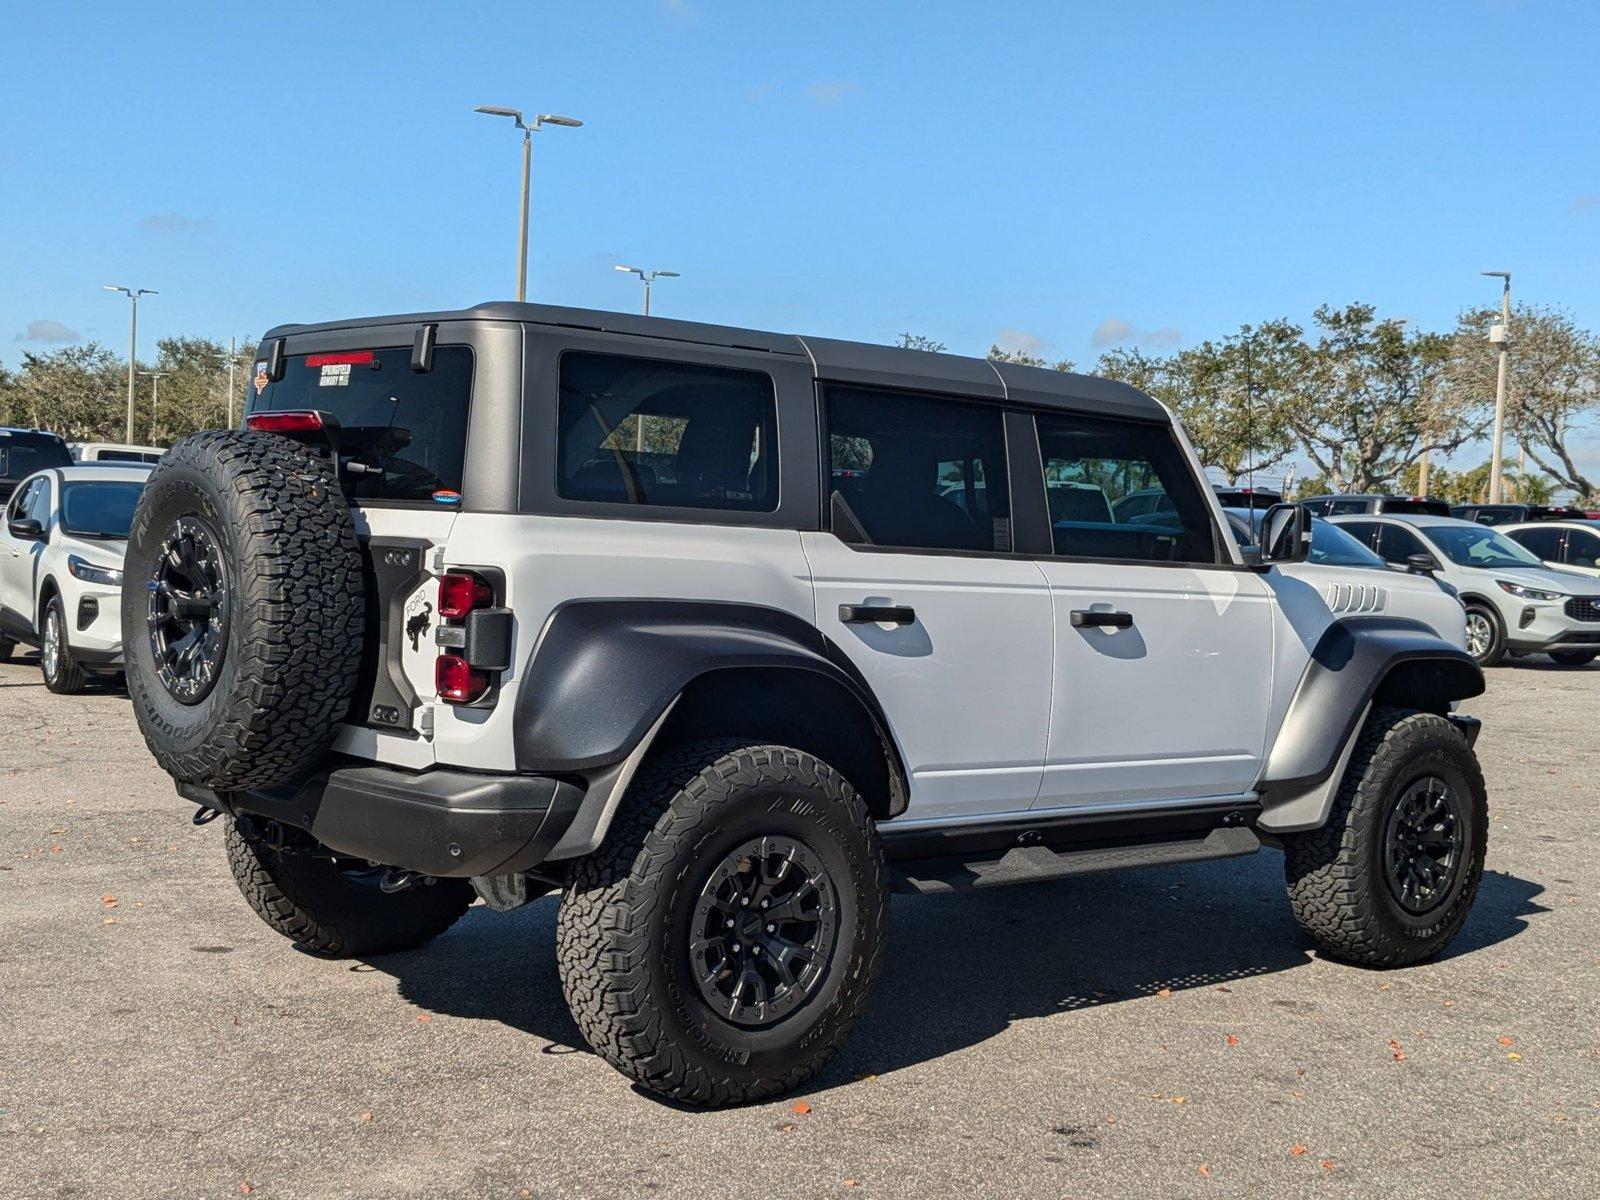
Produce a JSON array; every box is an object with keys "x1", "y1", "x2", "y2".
[{"x1": 147, "y1": 515, "x2": 230, "y2": 705}]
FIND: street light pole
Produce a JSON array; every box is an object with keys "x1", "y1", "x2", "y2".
[
  {"x1": 139, "y1": 370, "x2": 171, "y2": 444},
  {"x1": 105, "y1": 285, "x2": 156, "y2": 444},
  {"x1": 614, "y1": 265, "x2": 681, "y2": 316},
  {"x1": 473, "y1": 106, "x2": 583, "y2": 302},
  {"x1": 1482, "y1": 270, "x2": 1512, "y2": 504}
]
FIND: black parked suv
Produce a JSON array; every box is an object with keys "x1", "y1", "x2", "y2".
[
  {"x1": 0, "y1": 428, "x2": 72, "y2": 502},
  {"x1": 1301, "y1": 493, "x2": 1452, "y2": 518}
]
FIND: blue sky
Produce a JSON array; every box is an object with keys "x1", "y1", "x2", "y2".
[{"x1": 3, "y1": 0, "x2": 1597, "y2": 473}]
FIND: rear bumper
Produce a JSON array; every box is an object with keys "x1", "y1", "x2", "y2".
[{"x1": 177, "y1": 762, "x2": 584, "y2": 877}]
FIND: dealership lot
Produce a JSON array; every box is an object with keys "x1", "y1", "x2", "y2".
[{"x1": 2, "y1": 656, "x2": 1596, "y2": 1199}]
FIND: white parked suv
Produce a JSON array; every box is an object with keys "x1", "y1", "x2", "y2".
[
  {"x1": 0, "y1": 464, "x2": 148, "y2": 691},
  {"x1": 1329, "y1": 513, "x2": 1600, "y2": 666},
  {"x1": 121, "y1": 303, "x2": 1489, "y2": 1106}
]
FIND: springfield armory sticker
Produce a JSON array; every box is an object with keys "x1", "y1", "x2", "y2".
[{"x1": 318, "y1": 363, "x2": 352, "y2": 387}]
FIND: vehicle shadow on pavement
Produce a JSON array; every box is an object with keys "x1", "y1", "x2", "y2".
[{"x1": 360, "y1": 852, "x2": 1543, "y2": 1101}]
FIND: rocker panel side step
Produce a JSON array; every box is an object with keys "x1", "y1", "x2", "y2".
[{"x1": 888, "y1": 825, "x2": 1261, "y2": 895}]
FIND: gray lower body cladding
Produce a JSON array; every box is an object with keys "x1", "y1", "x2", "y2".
[{"x1": 177, "y1": 763, "x2": 584, "y2": 877}]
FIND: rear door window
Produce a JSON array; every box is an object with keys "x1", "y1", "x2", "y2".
[
  {"x1": 1374, "y1": 523, "x2": 1428, "y2": 564},
  {"x1": 1511, "y1": 526, "x2": 1564, "y2": 562},
  {"x1": 1335, "y1": 520, "x2": 1380, "y2": 549},
  {"x1": 1565, "y1": 529, "x2": 1600, "y2": 569},
  {"x1": 556, "y1": 352, "x2": 778, "y2": 512},
  {"x1": 1033, "y1": 410, "x2": 1218, "y2": 564},
  {"x1": 252, "y1": 346, "x2": 473, "y2": 503},
  {"x1": 824, "y1": 386, "x2": 1010, "y2": 553}
]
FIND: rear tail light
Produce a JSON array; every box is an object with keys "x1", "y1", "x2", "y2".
[
  {"x1": 438, "y1": 571, "x2": 494, "y2": 620},
  {"x1": 436, "y1": 654, "x2": 490, "y2": 704}
]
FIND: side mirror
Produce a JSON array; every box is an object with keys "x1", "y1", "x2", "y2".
[
  {"x1": 1254, "y1": 505, "x2": 1305, "y2": 566},
  {"x1": 1258, "y1": 503, "x2": 1310, "y2": 565},
  {"x1": 1407, "y1": 552, "x2": 1441, "y2": 575},
  {"x1": 6, "y1": 517, "x2": 44, "y2": 541}
]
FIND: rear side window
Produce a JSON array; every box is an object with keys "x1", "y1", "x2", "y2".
[
  {"x1": 557, "y1": 352, "x2": 777, "y2": 512},
  {"x1": 1034, "y1": 411, "x2": 1217, "y2": 564},
  {"x1": 1374, "y1": 523, "x2": 1428, "y2": 563},
  {"x1": 1382, "y1": 498, "x2": 1452, "y2": 517},
  {"x1": 0, "y1": 433, "x2": 71, "y2": 480},
  {"x1": 1336, "y1": 520, "x2": 1379, "y2": 548},
  {"x1": 1510, "y1": 526, "x2": 1563, "y2": 561},
  {"x1": 825, "y1": 386, "x2": 1010, "y2": 553},
  {"x1": 1567, "y1": 529, "x2": 1600, "y2": 569},
  {"x1": 252, "y1": 346, "x2": 473, "y2": 503}
]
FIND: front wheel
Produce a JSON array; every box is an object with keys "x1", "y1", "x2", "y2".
[
  {"x1": 1463, "y1": 602, "x2": 1506, "y2": 667},
  {"x1": 40, "y1": 596, "x2": 87, "y2": 694},
  {"x1": 1282, "y1": 707, "x2": 1487, "y2": 967},
  {"x1": 557, "y1": 741, "x2": 889, "y2": 1107},
  {"x1": 1548, "y1": 650, "x2": 1596, "y2": 667}
]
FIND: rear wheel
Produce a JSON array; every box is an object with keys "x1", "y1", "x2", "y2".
[
  {"x1": 1548, "y1": 650, "x2": 1596, "y2": 667},
  {"x1": 1463, "y1": 602, "x2": 1506, "y2": 667},
  {"x1": 556, "y1": 741, "x2": 889, "y2": 1106},
  {"x1": 224, "y1": 820, "x2": 473, "y2": 957},
  {"x1": 1282, "y1": 707, "x2": 1487, "y2": 967},
  {"x1": 40, "y1": 596, "x2": 87, "y2": 694}
]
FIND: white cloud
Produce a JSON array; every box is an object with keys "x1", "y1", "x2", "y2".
[
  {"x1": 804, "y1": 79, "x2": 860, "y2": 107},
  {"x1": 140, "y1": 213, "x2": 214, "y2": 234},
  {"x1": 16, "y1": 318, "x2": 79, "y2": 343},
  {"x1": 1142, "y1": 327, "x2": 1182, "y2": 348},
  {"x1": 1091, "y1": 318, "x2": 1136, "y2": 348},
  {"x1": 993, "y1": 328, "x2": 1049, "y2": 357},
  {"x1": 1569, "y1": 194, "x2": 1600, "y2": 216}
]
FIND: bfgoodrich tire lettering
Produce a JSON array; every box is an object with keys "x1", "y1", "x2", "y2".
[
  {"x1": 1282, "y1": 707, "x2": 1487, "y2": 967},
  {"x1": 556, "y1": 741, "x2": 889, "y2": 1106},
  {"x1": 121, "y1": 430, "x2": 364, "y2": 791}
]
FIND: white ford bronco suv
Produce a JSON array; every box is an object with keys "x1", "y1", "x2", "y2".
[{"x1": 122, "y1": 303, "x2": 1488, "y2": 1106}]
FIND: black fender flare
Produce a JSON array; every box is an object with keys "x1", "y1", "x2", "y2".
[
  {"x1": 512, "y1": 599, "x2": 904, "y2": 779},
  {"x1": 1256, "y1": 616, "x2": 1484, "y2": 832}
]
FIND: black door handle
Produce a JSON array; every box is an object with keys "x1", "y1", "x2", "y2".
[
  {"x1": 1070, "y1": 609, "x2": 1133, "y2": 629},
  {"x1": 839, "y1": 604, "x2": 916, "y2": 626}
]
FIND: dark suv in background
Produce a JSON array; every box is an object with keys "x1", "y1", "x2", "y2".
[
  {"x1": 0, "y1": 428, "x2": 72, "y2": 502},
  {"x1": 1451, "y1": 503, "x2": 1589, "y2": 526},
  {"x1": 1301, "y1": 493, "x2": 1452, "y2": 517}
]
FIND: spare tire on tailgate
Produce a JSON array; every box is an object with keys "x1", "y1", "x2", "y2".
[{"x1": 122, "y1": 430, "x2": 365, "y2": 791}]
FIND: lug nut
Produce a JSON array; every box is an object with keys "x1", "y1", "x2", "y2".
[
  {"x1": 731, "y1": 943, "x2": 741, "y2": 953},
  {"x1": 752, "y1": 946, "x2": 761, "y2": 955},
  {"x1": 760, "y1": 899, "x2": 769, "y2": 908},
  {"x1": 765, "y1": 924, "x2": 775, "y2": 933},
  {"x1": 741, "y1": 897, "x2": 750, "y2": 907}
]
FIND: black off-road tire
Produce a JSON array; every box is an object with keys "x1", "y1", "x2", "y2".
[
  {"x1": 121, "y1": 430, "x2": 364, "y2": 791},
  {"x1": 556, "y1": 741, "x2": 889, "y2": 1107},
  {"x1": 40, "y1": 595, "x2": 87, "y2": 695},
  {"x1": 1282, "y1": 707, "x2": 1487, "y2": 968},
  {"x1": 1463, "y1": 601, "x2": 1506, "y2": 667},
  {"x1": 1548, "y1": 650, "x2": 1596, "y2": 667},
  {"x1": 224, "y1": 820, "x2": 473, "y2": 957}
]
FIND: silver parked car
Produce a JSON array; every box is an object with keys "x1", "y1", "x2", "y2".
[{"x1": 1330, "y1": 513, "x2": 1600, "y2": 666}]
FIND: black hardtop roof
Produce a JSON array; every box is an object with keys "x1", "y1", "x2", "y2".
[{"x1": 262, "y1": 301, "x2": 1166, "y2": 420}]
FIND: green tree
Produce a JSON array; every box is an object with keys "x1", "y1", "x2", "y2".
[
  {"x1": 1451, "y1": 304, "x2": 1600, "y2": 502},
  {"x1": 894, "y1": 333, "x2": 947, "y2": 353},
  {"x1": 987, "y1": 344, "x2": 1075, "y2": 372}
]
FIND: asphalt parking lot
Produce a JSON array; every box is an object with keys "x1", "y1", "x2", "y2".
[{"x1": 2, "y1": 655, "x2": 1596, "y2": 1199}]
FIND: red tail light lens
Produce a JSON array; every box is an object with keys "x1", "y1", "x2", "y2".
[
  {"x1": 436, "y1": 654, "x2": 490, "y2": 704},
  {"x1": 247, "y1": 410, "x2": 326, "y2": 433},
  {"x1": 438, "y1": 572, "x2": 493, "y2": 620}
]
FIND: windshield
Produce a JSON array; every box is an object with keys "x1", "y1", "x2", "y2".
[
  {"x1": 60, "y1": 480, "x2": 144, "y2": 538},
  {"x1": 1425, "y1": 524, "x2": 1546, "y2": 569},
  {"x1": 252, "y1": 345, "x2": 473, "y2": 503},
  {"x1": 1234, "y1": 508, "x2": 1386, "y2": 568}
]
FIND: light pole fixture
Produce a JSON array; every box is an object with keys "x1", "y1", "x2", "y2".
[
  {"x1": 1481, "y1": 270, "x2": 1512, "y2": 504},
  {"x1": 615, "y1": 264, "x2": 680, "y2": 316},
  {"x1": 139, "y1": 370, "x2": 171, "y2": 444},
  {"x1": 213, "y1": 337, "x2": 242, "y2": 428},
  {"x1": 474, "y1": 105, "x2": 583, "y2": 303},
  {"x1": 105, "y1": 284, "x2": 157, "y2": 445}
]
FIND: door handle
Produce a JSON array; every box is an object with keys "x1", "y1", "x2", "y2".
[
  {"x1": 839, "y1": 604, "x2": 916, "y2": 626},
  {"x1": 1070, "y1": 609, "x2": 1133, "y2": 629}
]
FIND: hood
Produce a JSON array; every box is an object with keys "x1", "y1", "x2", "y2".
[
  {"x1": 1476, "y1": 564, "x2": 1600, "y2": 594},
  {"x1": 59, "y1": 533, "x2": 129, "y2": 569}
]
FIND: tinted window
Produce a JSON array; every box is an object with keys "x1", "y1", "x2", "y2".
[
  {"x1": 1327, "y1": 499, "x2": 1371, "y2": 515},
  {"x1": 1335, "y1": 520, "x2": 1380, "y2": 548},
  {"x1": 1381, "y1": 498, "x2": 1452, "y2": 516},
  {"x1": 1374, "y1": 523, "x2": 1428, "y2": 564},
  {"x1": 0, "y1": 432, "x2": 71, "y2": 480},
  {"x1": 60, "y1": 481, "x2": 144, "y2": 538},
  {"x1": 1511, "y1": 526, "x2": 1563, "y2": 561},
  {"x1": 1567, "y1": 530, "x2": 1600, "y2": 569},
  {"x1": 1035, "y1": 411, "x2": 1216, "y2": 563},
  {"x1": 98, "y1": 449, "x2": 161, "y2": 464},
  {"x1": 253, "y1": 346, "x2": 473, "y2": 503},
  {"x1": 557, "y1": 352, "x2": 777, "y2": 512},
  {"x1": 825, "y1": 386, "x2": 1009, "y2": 552}
]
